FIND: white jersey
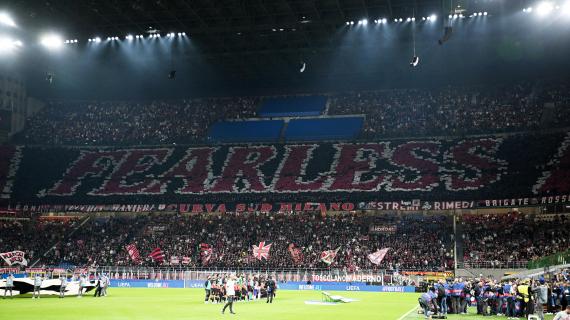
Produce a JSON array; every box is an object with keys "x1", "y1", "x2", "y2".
[
  {"x1": 225, "y1": 280, "x2": 235, "y2": 296},
  {"x1": 553, "y1": 311, "x2": 570, "y2": 320}
]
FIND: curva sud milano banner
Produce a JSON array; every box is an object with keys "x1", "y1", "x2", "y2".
[
  {"x1": 1, "y1": 132, "x2": 570, "y2": 208},
  {"x1": 4, "y1": 195, "x2": 570, "y2": 214}
]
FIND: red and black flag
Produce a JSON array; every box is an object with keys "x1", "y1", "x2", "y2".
[{"x1": 149, "y1": 247, "x2": 165, "y2": 263}]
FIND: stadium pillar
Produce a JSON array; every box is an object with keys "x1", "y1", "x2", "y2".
[{"x1": 453, "y1": 211, "x2": 458, "y2": 273}]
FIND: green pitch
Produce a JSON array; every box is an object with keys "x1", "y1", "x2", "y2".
[{"x1": 0, "y1": 289, "x2": 556, "y2": 320}]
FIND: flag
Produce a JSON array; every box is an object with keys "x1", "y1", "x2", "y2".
[
  {"x1": 199, "y1": 243, "x2": 213, "y2": 266},
  {"x1": 320, "y1": 248, "x2": 340, "y2": 265},
  {"x1": 368, "y1": 248, "x2": 390, "y2": 265},
  {"x1": 182, "y1": 256, "x2": 191, "y2": 265},
  {"x1": 125, "y1": 244, "x2": 141, "y2": 263},
  {"x1": 288, "y1": 243, "x2": 303, "y2": 265},
  {"x1": 149, "y1": 247, "x2": 165, "y2": 263},
  {"x1": 0, "y1": 251, "x2": 27, "y2": 266},
  {"x1": 252, "y1": 241, "x2": 272, "y2": 260},
  {"x1": 170, "y1": 256, "x2": 180, "y2": 265}
]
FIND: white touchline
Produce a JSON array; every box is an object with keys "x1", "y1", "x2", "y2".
[{"x1": 396, "y1": 305, "x2": 418, "y2": 320}]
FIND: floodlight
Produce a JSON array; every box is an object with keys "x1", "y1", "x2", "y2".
[
  {"x1": 40, "y1": 34, "x2": 64, "y2": 50},
  {"x1": 0, "y1": 37, "x2": 21, "y2": 53},
  {"x1": 0, "y1": 12, "x2": 16, "y2": 27},
  {"x1": 536, "y1": 2, "x2": 554, "y2": 16}
]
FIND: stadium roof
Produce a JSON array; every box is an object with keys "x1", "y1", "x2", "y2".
[{"x1": 4, "y1": 0, "x2": 567, "y2": 99}]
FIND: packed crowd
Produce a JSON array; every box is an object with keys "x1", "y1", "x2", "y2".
[
  {"x1": 20, "y1": 212, "x2": 454, "y2": 271},
  {"x1": 4, "y1": 212, "x2": 570, "y2": 272},
  {"x1": 421, "y1": 269, "x2": 570, "y2": 320},
  {"x1": 461, "y1": 212, "x2": 570, "y2": 268},
  {"x1": 328, "y1": 83, "x2": 553, "y2": 139},
  {"x1": 18, "y1": 97, "x2": 258, "y2": 145},
  {"x1": 14, "y1": 81, "x2": 570, "y2": 146},
  {"x1": 0, "y1": 218, "x2": 78, "y2": 265}
]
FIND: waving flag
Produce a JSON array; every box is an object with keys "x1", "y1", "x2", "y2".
[
  {"x1": 252, "y1": 241, "x2": 272, "y2": 260},
  {"x1": 125, "y1": 244, "x2": 141, "y2": 263},
  {"x1": 368, "y1": 248, "x2": 390, "y2": 265},
  {"x1": 149, "y1": 247, "x2": 165, "y2": 263},
  {"x1": 0, "y1": 251, "x2": 27, "y2": 266},
  {"x1": 288, "y1": 243, "x2": 303, "y2": 265},
  {"x1": 199, "y1": 243, "x2": 213, "y2": 266},
  {"x1": 320, "y1": 248, "x2": 340, "y2": 265}
]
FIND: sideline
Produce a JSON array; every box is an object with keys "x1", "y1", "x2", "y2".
[{"x1": 396, "y1": 305, "x2": 418, "y2": 320}]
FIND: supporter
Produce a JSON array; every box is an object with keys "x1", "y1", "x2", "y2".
[{"x1": 18, "y1": 97, "x2": 259, "y2": 146}]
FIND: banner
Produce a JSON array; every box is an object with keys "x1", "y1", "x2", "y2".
[
  {"x1": 252, "y1": 241, "x2": 272, "y2": 260},
  {"x1": 367, "y1": 248, "x2": 390, "y2": 265},
  {"x1": 148, "y1": 248, "x2": 164, "y2": 263},
  {"x1": 170, "y1": 256, "x2": 179, "y2": 265},
  {"x1": 199, "y1": 243, "x2": 212, "y2": 266},
  {"x1": 369, "y1": 225, "x2": 397, "y2": 234},
  {"x1": 125, "y1": 244, "x2": 141, "y2": 263},
  {"x1": 0, "y1": 251, "x2": 27, "y2": 266},
  {"x1": 182, "y1": 256, "x2": 191, "y2": 265},
  {"x1": 5, "y1": 194, "x2": 570, "y2": 214},
  {"x1": 320, "y1": 248, "x2": 340, "y2": 265}
]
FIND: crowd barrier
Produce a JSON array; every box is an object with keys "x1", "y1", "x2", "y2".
[{"x1": 108, "y1": 279, "x2": 416, "y2": 292}]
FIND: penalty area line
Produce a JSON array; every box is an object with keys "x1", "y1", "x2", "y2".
[{"x1": 396, "y1": 305, "x2": 418, "y2": 320}]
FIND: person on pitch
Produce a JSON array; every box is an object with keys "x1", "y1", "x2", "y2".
[
  {"x1": 222, "y1": 274, "x2": 236, "y2": 315},
  {"x1": 265, "y1": 276, "x2": 276, "y2": 303},
  {"x1": 205, "y1": 275, "x2": 212, "y2": 304},
  {"x1": 59, "y1": 275, "x2": 68, "y2": 298},
  {"x1": 32, "y1": 274, "x2": 43, "y2": 299},
  {"x1": 4, "y1": 273, "x2": 15, "y2": 298}
]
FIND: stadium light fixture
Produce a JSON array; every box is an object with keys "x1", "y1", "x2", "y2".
[
  {"x1": 563, "y1": 2, "x2": 570, "y2": 14},
  {"x1": 411, "y1": 17, "x2": 416, "y2": 21},
  {"x1": 430, "y1": 14, "x2": 437, "y2": 21},
  {"x1": 483, "y1": 12, "x2": 488, "y2": 15},
  {"x1": 536, "y1": 2, "x2": 554, "y2": 16},
  {"x1": 399, "y1": 18, "x2": 403, "y2": 22},
  {"x1": 382, "y1": 18, "x2": 387, "y2": 24},
  {"x1": 0, "y1": 36, "x2": 22, "y2": 53},
  {"x1": 406, "y1": 17, "x2": 411, "y2": 22},
  {"x1": 40, "y1": 34, "x2": 64, "y2": 50},
  {"x1": 0, "y1": 12, "x2": 16, "y2": 27},
  {"x1": 126, "y1": 35, "x2": 134, "y2": 40}
]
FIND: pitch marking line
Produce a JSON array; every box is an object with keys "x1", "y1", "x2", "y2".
[{"x1": 396, "y1": 305, "x2": 418, "y2": 320}]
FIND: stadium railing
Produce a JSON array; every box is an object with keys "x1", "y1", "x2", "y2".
[
  {"x1": 458, "y1": 261, "x2": 529, "y2": 269},
  {"x1": 83, "y1": 266, "x2": 424, "y2": 285}
]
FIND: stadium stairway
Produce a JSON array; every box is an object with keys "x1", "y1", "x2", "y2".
[{"x1": 31, "y1": 215, "x2": 92, "y2": 267}]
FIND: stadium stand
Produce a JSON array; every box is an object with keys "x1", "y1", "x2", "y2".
[
  {"x1": 12, "y1": 81, "x2": 570, "y2": 146},
  {"x1": 258, "y1": 95, "x2": 327, "y2": 117},
  {"x1": 284, "y1": 117, "x2": 364, "y2": 141},
  {"x1": 207, "y1": 120, "x2": 284, "y2": 143},
  {"x1": 1, "y1": 131, "x2": 567, "y2": 205}
]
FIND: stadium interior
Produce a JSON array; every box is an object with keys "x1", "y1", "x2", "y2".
[{"x1": 1, "y1": 0, "x2": 570, "y2": 320}]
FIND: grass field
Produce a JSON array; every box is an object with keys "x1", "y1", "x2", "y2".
[{"x1": 0, "y1": 289, "x2": 557, "y2": 320}]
